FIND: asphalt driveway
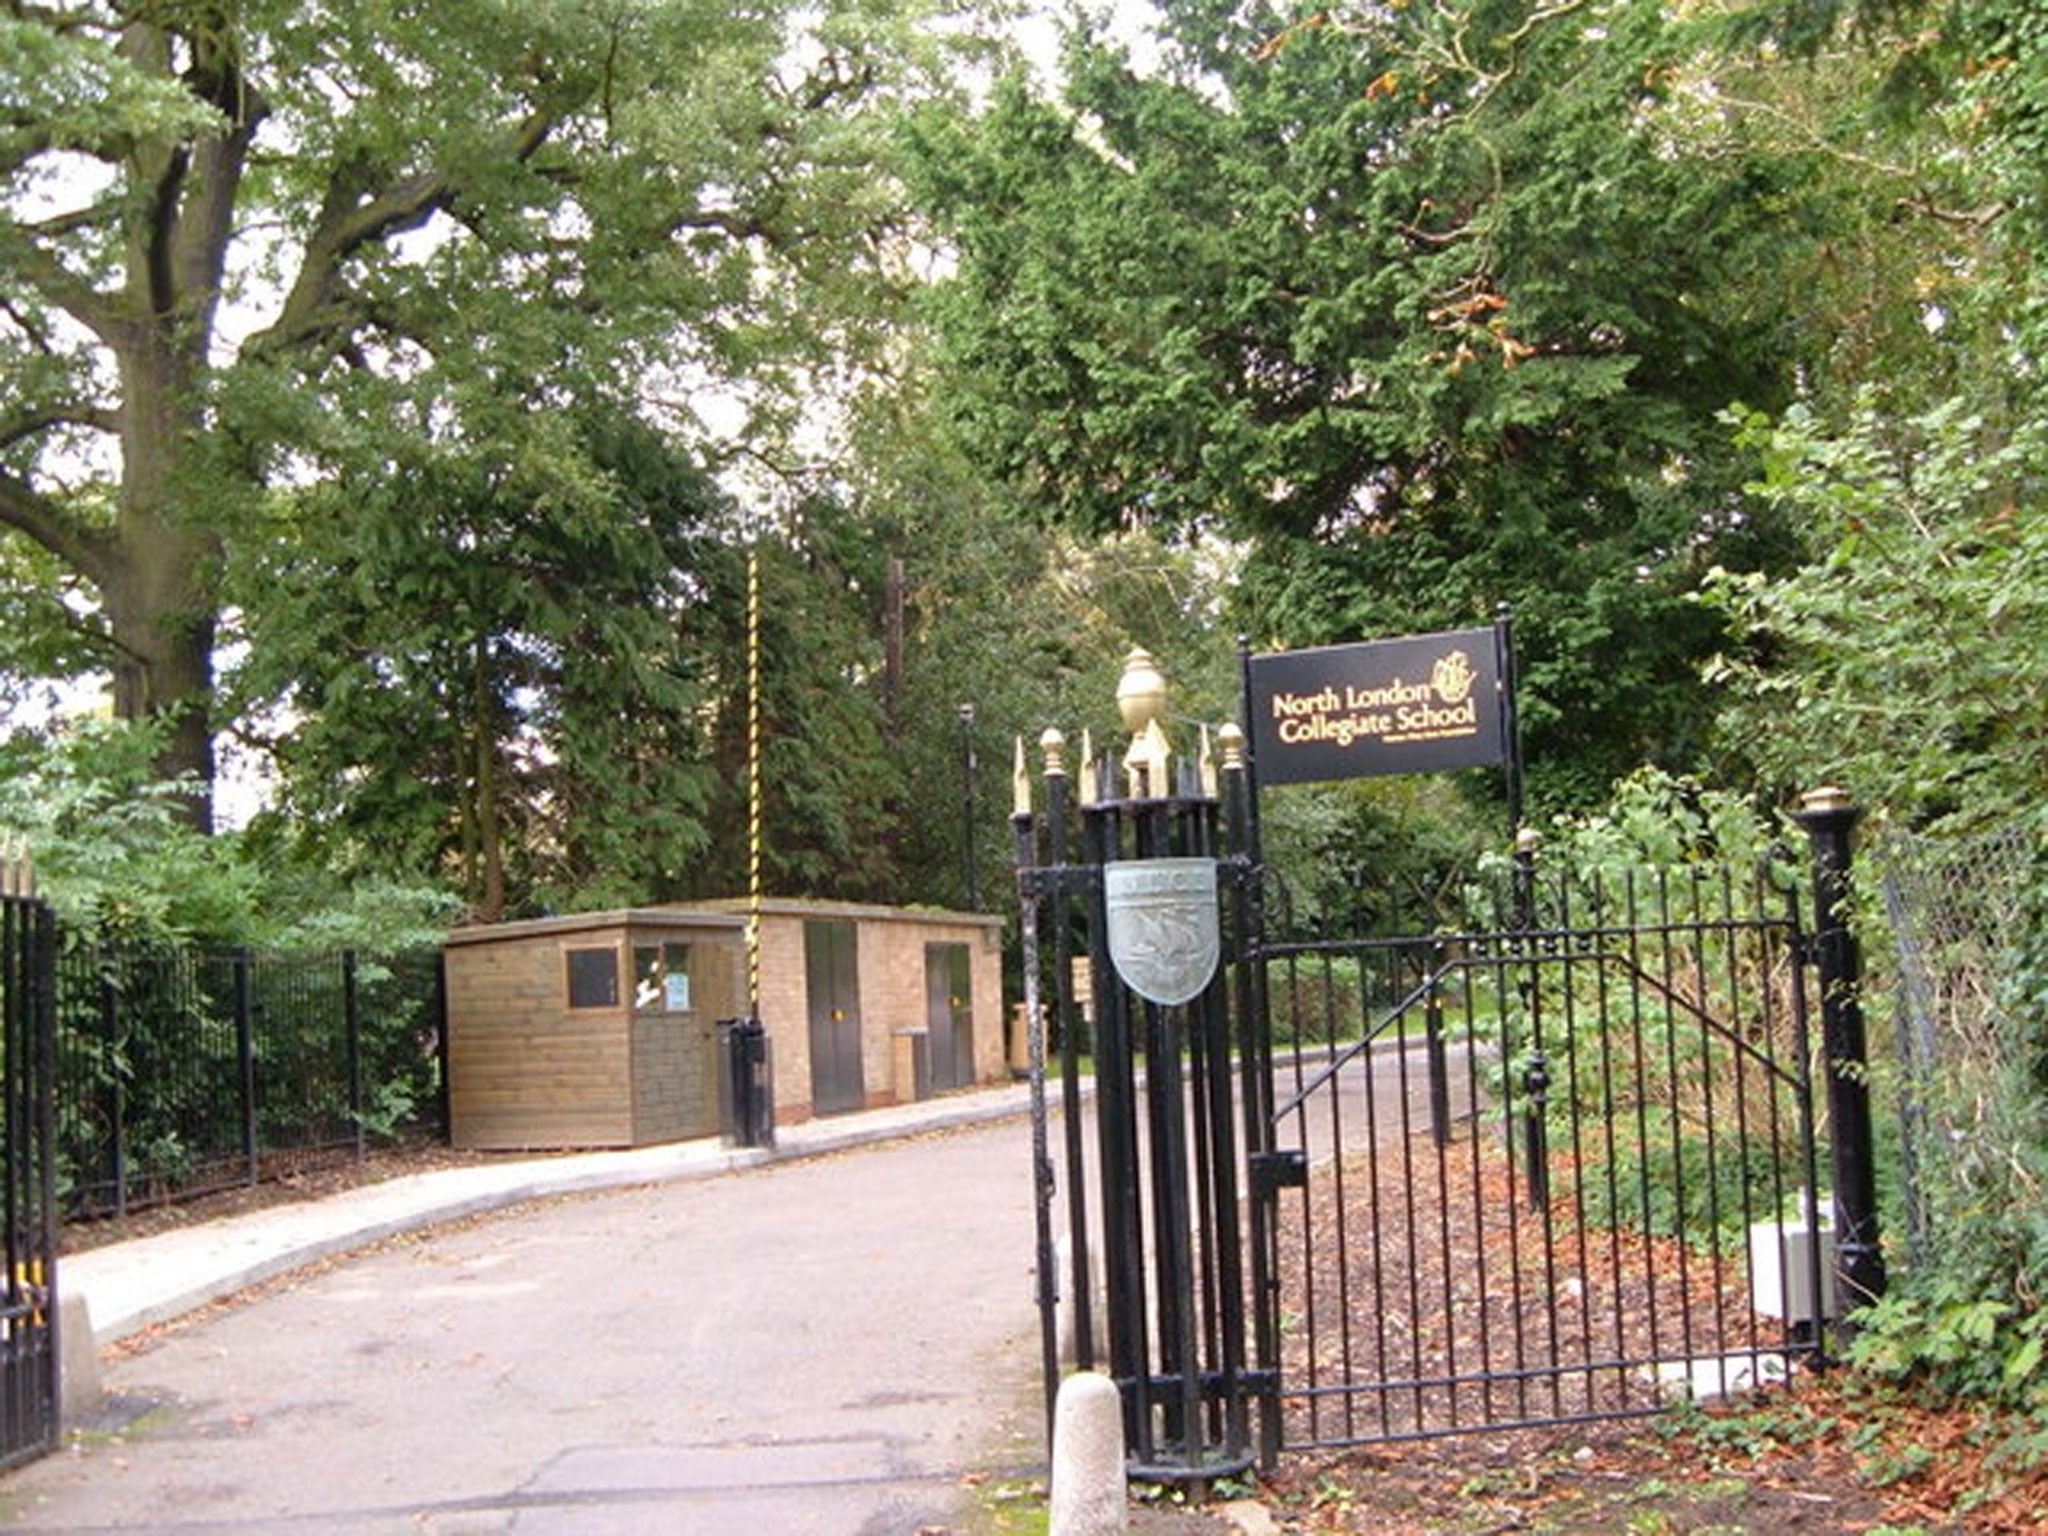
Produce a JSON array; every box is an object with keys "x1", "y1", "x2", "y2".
[{"x1": 1, "y1": 1120, "x2": 1043, "y2": 1534}]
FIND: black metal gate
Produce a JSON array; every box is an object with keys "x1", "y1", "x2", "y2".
[
  {"x1": 1018, "y1": 656, "x2": 1876, "y2": 1476},
  {"x1": 1250, "y1": 859, "x2": 1830, "y2": 1452},
  {"x1": 0, "y1": 872, "x2": 58, "y2": 1470}
]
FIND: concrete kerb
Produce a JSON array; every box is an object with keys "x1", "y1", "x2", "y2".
[{"x1": 58, "y1": 1080, "x2": 1043, "y2": 1361}]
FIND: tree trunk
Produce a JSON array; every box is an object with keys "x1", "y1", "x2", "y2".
[
  {"x1": 104, "y1": 341, "x2": 223, "y2": 832},
  {"x1": 87, "y1": 37, "x2": 254, "y2": 836},
  {"x1": 103, "y1": 566, "x2": 218, "y2": 833}
]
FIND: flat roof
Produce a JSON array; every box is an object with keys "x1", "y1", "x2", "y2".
[
  {"x1": 444, "y1": 908, "x2": 749, "y2": 949},
  {"x1": 688, "y1": 897, "x2": 1004, "y2": 929},
  {"x1": 444, "y1": 898, "x2": 1003, "y2": 949}
]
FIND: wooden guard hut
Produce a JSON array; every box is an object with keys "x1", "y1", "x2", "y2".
[
  {"x1": 443, "y1": 900, "x2": 1004, "y2": 1149},
  {"x1": 443, "y1": 909, "x2": 747, "y2": 1150}
]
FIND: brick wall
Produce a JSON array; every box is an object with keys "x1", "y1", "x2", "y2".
[{"x1": 744, "y1": 902, "x2": 1005, "y2": 1123}]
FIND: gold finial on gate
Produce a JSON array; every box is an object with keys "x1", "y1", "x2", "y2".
[
  {"x1": 1040, "y1": 726, "x2": 1067, "y2": 780},
  {"x1": 1117, "y1": 648, "x2": 1172, "y2": 797},
  {"x1": 1077, "y1": 728, "x2": 1097, "y2": 807},
  {"x1": 1126, "y1": 719, "x2": 1171, "y2": 799},
  {"x1": 1798, "y1": 785, "x2": 1856, "y2": 818},
  {"x1": 1219, "y1": 721, "x2": 1246, "y2": 774},
  {"x1": 1012, "y1": 735, "x2": 1031, "y2": 817},
  {"x1": 1116, "y1": 647, "x2": 1167, "y2": 733}
]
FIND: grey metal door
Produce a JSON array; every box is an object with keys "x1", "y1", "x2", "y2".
[
  {"x1": 805, "y1": 920, "x2": 863, "y2": 1115},
  {"x1": 924, "y1": 943, "x2": 973, "y2": 1090}
]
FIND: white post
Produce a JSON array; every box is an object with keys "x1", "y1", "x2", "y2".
[{"x1": 1049, "y1": 1370, "x2": 1126, "y2": 1536}]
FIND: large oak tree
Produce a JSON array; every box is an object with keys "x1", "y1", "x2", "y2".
[{"x1": 0, "y1": 0, "x2": 979, "y2": 830}]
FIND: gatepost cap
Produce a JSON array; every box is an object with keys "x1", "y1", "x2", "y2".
[{"x1": 1116, "y1": 648, "x2": 1168, "y2": 734}]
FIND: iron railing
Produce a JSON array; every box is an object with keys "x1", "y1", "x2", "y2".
[
  {"x1": 53, "y1": 939, "x2": 445, "y2": 1220},
  {"x1": 1257, "y1": 860, "x2": 1827, "y2": 1451},
  {"x1": 0, "y1": 877, "x2": 58, "y2": 1470}
]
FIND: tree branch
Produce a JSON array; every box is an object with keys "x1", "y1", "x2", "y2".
[
  {"x1": 0, "y1": 404, "x2": 119, "y2": 452},
  {"x1": 0, "y1": 127, "x2": 55, "y2": 185},
  {"x1": 668, "y1": 206, "x2": 778, "y2": 244},
  {"x1": 245, "y1": 106, "x2": 565, "y2": 360},
  {"x1": 0, "y1": 469, "x2": 119, "y2": 589},
  {"x1": 170, "y1": 36, "x2": 267, "y2": 325},
  {"x1": 0, "y1": 217, "x2": 127, "y2": 345},
  {"x1": 23, "y1": 195, "x2": 117, "y2": 242}
]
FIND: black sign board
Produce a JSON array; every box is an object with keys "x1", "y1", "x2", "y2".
[{"x1": 1247, "y1": 626, "x2": 1509, "y2": 786}]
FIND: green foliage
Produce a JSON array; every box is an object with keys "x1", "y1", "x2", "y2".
[
  {"x1": 0, "y1": 717, "x2": 454, "y2": 949},
  {"x1": 1693, "y1": 0, "x2": 2048, "y2": 828},
  {"x1": 1260, "y1": 775, "x2": 1497, "y2": 938},
  {"x1": 1522, "y1": 767, "x2": 1785, "y2": 882},
  {"x1": 1849, "y1": 841, "x2": 2048, "y2": 1412},
  {"x1": 1669, "y1": 0, "x2": 2048, "y2": 1403},
  {"x1": 1464, "y1": 770, "x2": 1810, "y2": 1254},
  {"x1": 1578, "y1": 1131, "x2": 1812, "y2": 1255},
  {"x1": 910, "y1": 0, "x2": 1826, "y2": 816},
  {"x1": 720, "y1": 506, "x2": 907, "y2": 904},
  {"x1": 248, "y1": 873, "x2": 460, "y2": 955},
  {"x1": 1265, "y1": 954, "x2": 1378, "y2": 1048},
  {"x1": 228, "y1": 416, "x2": 732, "y2": 918},
  {"x1": 53, "y1": 939, "x2": 449, "y2": 1214},
  {"x1": 354, "y1": 1077, "x2": 422, "y2": 1143},
  {"x1": 0, "y1": 0, "x2": 997, "y2": 830},
  {"x1": 1703, "y1": 403, "x2": 2048, "y2": 833},
  {"x1": 0, "y1": 719, "x2": 259, "y2": 941},
  {"x1": 1855, "y1": 1264, "x2": 2048, "y2": 1415}
]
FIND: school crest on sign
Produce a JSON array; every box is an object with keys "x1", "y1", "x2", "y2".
[{"x1": 1103, "y1": 858, "x2": 1220, "y2": 1007}]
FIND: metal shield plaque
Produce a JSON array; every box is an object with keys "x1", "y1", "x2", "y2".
[{"x1": 1104, "y1": 858, "x2": 1221, "y2": 1007}]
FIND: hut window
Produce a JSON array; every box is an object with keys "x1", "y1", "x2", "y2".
[
  {"x1": 565, "y1": 947, "x2": 620, "y2": 1009},
  {"x1": 633, "y1": 943, "x2": 693, "y2": 1012}
]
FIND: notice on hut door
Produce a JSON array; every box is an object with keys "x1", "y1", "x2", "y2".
[{"x1": 1248, "y1": 627, "x2": 1507, "y2": 786}]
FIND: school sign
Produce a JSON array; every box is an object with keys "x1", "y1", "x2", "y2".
[{"x1": 1246, "y1": 625, "x2": 1514, "y2": 787}]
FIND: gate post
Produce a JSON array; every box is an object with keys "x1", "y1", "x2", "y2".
[
  {"x1": 1020, "y1": 650, "x2": 1255, "y2": 1487},
  {"x1": 233, "y1": 947, "x2": 258, "y2": 1187},
  {"x1": 0, "y1": 869, "x2": 60, "y2": 1468},
  {"x1": 343, "y1": 951, "x2": 363, "y2": 1160},
  {"x1": 1794, "y1": 786, "x2": 1887, "y2": 1320}
]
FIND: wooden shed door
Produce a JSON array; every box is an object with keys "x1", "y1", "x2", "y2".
[
  {"x1": 805, "y1": 920, "x2": 864, "y2": 1114},
  {"x1": 924, "y1": 942, "x2": 974, "y2": 1091}
]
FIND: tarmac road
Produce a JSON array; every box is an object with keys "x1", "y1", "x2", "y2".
[{"x1": 0, "y1": 1120, "x2": 1044, "y2": 1535}]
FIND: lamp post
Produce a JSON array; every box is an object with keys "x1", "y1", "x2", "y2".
[{"x1": 959, "y1": 700, "x2": 979, "y2": 911}]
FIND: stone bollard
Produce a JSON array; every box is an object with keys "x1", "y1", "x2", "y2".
[
  {"x1": 59, "y1": 1292, "x2": 102, "y2": 1424},
  {"x1": 1049, "y1": 1370, "x2": 1125, "y2": 1536}
]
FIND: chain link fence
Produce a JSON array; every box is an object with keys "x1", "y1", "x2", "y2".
[{"x1": 1872, "y1": 817, "x2": 2045, "y2": 1256}]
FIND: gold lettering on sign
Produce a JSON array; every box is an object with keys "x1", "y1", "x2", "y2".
[{"x1": 1268, "y1": 650, "x2": 1485, "y2": 753}]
